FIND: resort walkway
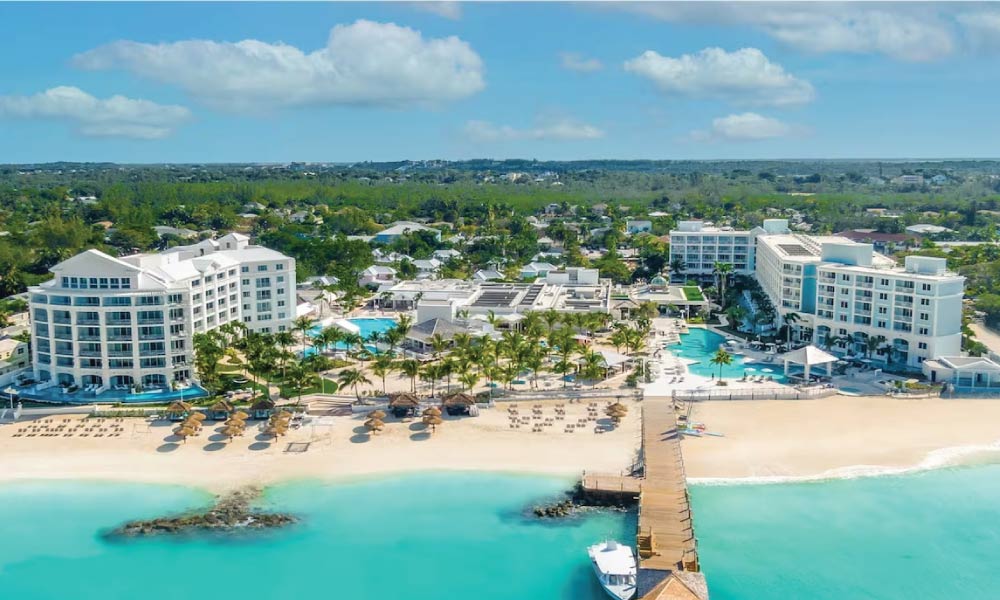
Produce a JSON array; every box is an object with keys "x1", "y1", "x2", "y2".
[
  {"x1": 581, "y1": 393, "x2": 702, "y2": 598},
  {"x1": 637, "y1": 395, "x2": 699, "y2": 575}
]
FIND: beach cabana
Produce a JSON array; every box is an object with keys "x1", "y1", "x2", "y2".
[
  {"x1": 249, "y1": 398, "x2": 276, "y2": 420},
  {"x1": 208, "y1": 399, "x2": 235, "y2": 421},
  {"x1": 164, "y1": 401, "x2": 193, "y2": 422},
  {"x1": 781, "y1": 345, "x2": 838, "y2": 382},
  {"x1": 441, "y1": 392, "x2": 476, "y2": 416},
  {"x1": 388, "y1": 392, "x2": 421, "y2": 418}
]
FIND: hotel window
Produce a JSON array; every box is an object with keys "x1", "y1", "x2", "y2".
[
  {"x1": 921, "y1": 283, "x2": 932, "y2": 291},
  {"x1": 241, "y1": 266, "x2": 249, "y2": 273},
  {"x1": 276, "y1": 264, "x2": 284, "y2": 271},
  {"x1": 919, "y1": 327, "x2": 929, "y2": 335},
  {"x1": 256, "y1": 277, "x2": 271, "y2": 288},
  {"x1": 228, "y1": 269, "x2": 236, "y2": 276},
  {"x1": 192, "y1": 279, "x2": 201, "y2": 287},
  {"x1": 258, "y1": 314, "x2": 272, "y2": 321},
  {"x1": 277, "y1": 276, "x2": 285, "y2": 283},
  {"x1": 242, "y1": 279, "x2": 250, "y2": 286},
  {"x1": 920, "y1": 298, "x2": 930, "y2": 306},
  {"x1": 193, "y1": 293, "x2": 201, "y2": 302},
  {"x1": 170, "y1": 324, "x2": 185, "y2": 335},
  {"x1": 918, "y1": 342, "x2": 928, "y2": 350},
  {"x1": 278, "y1": 312, "x2": 286, "y2": 319},
  {"x1": 168, "y1": 293, "x2": 183, "y2": 304},
  {"x1": 257, "y1": 265, "x2": 268, "y2": 272},
  {"x1": 204, "y1": 275, "x2": 214, "y2": 283}
]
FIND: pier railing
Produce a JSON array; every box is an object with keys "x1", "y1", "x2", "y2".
[{"x1": 673, "y1": 387, "x2": 837, "y2": 401}]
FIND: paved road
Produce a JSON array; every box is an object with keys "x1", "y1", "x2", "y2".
[{"x1": 970, "y1": 323, "x2": 1000, "y2": 357}]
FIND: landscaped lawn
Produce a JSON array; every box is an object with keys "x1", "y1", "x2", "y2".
[
  {"x1": 682, "y1": 286, "x2": 705, "y2": 301},
  {"x1": 278, "y1": 377, "x2": 339, "y2": 398}
]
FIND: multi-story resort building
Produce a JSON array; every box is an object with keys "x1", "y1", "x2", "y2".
[
  {"x1": 813, "y1": 250, "x2": 963, "y2": 369},
  {"x1": 24, "y1": 233, "x2": 295, "y2": 401},
  {"x1": 668, "y1": 221, "x2": 755, "y2": 277},
  {"x1": 671, "y1": 218, "x2": 968, "y2": 371}
]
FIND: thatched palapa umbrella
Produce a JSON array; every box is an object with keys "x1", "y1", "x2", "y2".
[
  {"x1": 165, "y1": 400, "x2": 193, "y2": 421},
  {"x1": 221, "y1": 424, "x2": 244, "y2": 440},
  {"x1": 233, "y1": 410, "x2": 250, "y2": 420},
  {"x1": 173, "y1": 426, "x2": 195, "y2": 442},
  {"x1": 368, "y1": 409, "x2": 387, "y2": 420},
  {"x1": 422, "y1": 414, "x2": 443, "y2": 433},
  {"x1": 364, "y1": 418, "x2": 385, "y2": 433},
  {"x1": 265, "y1": 423, "x2": 288, "y2": 440},
  {"x1": 188, "y1": 411, "x2": 206, "y2": 422},
  {"x1": 605, "y1": 402, "x2": 628, "y2": 416},
  {"x1": 422, "y1": 406, "x2": 442, "y2": 418}
]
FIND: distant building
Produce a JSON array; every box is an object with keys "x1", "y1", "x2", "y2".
[
  {"x1": 519, "y1": 262, "x2": 558, "y2": 280},
  {"x1": 906, "y1": 224, "x2": 952, "y2": 236},
  {"x1": 668, "y1": 220, "x2": 758, "y2": 277},
  {"x1": 626, "y1": 220, "x2": 653, "y2": 235},
  {"x1": 374, "y1": 221, "x2": 441, "y2": 244},
  {"x1": 359, "y1": 265, "x2": 397, "y2": 288},
  {"x1": 892, "y1": 174, "x2": 924, "y2": 186}
]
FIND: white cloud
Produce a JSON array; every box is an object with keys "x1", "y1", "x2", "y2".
[
  {"x1": 463, "y1": 118, "x2": 605, "y2": 142},
  {"x1": 617, "y1": 3, "x2": 955, "y2": 62},
  {"x1": 624, "y1": 47, "x2": 815, "y2": 107},
  {"x1": 0, "y1": 86, "x2": 190, "y2": 139},
  {"x1": 73, "y1": 20, "x2": 485, "y2": 112},
  {"x1": 956, "y1": 11, "x2": 1000, "y2": 51},
  {"x1": 559, "y1": 51, "x2": 603, "y2": 73},
  {"x1": 689, "y1": 112, "x2": 797, "y2": 142},
  {"x1": 410, "y1": 1, "x2": 462, "y2": 20}
]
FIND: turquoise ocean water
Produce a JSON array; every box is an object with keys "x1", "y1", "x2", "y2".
[{"x1": 3, "y1": 468, "x2": 1000, "y2": 599}]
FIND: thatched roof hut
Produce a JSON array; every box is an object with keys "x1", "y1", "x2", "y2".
[
  {"x1": 250, "y1": 398, "x2": 276, "y2": 419},
  {"x1": 441, "y1": 392, "x2": 476, "y2": 415},
  {"x1": 165, "y1": 401, "x2": 193, "y2": 421},
  {"x1": 388, "y1": 392, "x2": 421, "y2": 417},
  {"x1": 208, "y1": 399, "x2": 235, "y2": 420}
]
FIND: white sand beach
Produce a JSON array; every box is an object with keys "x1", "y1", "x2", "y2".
[
  {"x1": 682, "y1": 395, "x2": 1000, "y2": 481},
  {"x1": 0, "y1": 399, "x2": 642, "y2": 492}
]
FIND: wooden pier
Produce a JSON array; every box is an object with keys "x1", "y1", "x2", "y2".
[{"x1": 581, "y1": 394, "x2": 706, "y2": 599}]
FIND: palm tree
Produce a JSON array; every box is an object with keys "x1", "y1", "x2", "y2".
[
  {"x1": 866, "y1": 334, "x2": 887, "y2": 359},
  {"x1": 292, "y1": 316, "x2": 314, "y2": 355},
  {"x1": 782, "y1": 312, "x2": 801, "y2": 347},
  {"x1": 338, "y1": 368, "x2": 371, "y2": 401},
  {"x1": 669, "y1": 258, "x2": 686, "y2": 282},
  {"x1": 371, "y1": 354, "x2": 393, "y2": 394},
  {"x1": 315, "y1": 326, "x2": 343, "y2": 354},
  {"x1": 822, "y1": 331, "x2": 841, "y2": 351},
  {"x1": 397, "y1": 359, "x2": 421, "y2": 393},
  {"x1": 725, "y1": 305, "x2": 748, "y2": 331},
  {"x1": 713, "y1": 261, "x2": 733, "y2": 306},
  {"x1": 459, "y1": 370, "x2": 479, "y2": 392},
  {"x1": 381, "y1": 326, "x2": 404, "y2": 356},
  {"x1": 395, "y1": 314, "x2": 414, "y2": 337},
  {"x1": 710, "y1": 348, "x2": 734, "y2": 379},
  {"x1": 420, "y1": 362, "x2": 441, "y2": 397}
]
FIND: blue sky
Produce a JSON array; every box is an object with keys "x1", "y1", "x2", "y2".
[{"x1": 1, "y1": 1, "x2": 999, "y2": 162}]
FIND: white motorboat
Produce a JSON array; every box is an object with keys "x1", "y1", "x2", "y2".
[{"x1": 587, "y1": 539, "x2": 637, "y2": 600}]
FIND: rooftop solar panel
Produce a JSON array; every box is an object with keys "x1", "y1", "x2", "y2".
[{"x1": 778, "y1": 244, "x2": 813, "y2": 257}]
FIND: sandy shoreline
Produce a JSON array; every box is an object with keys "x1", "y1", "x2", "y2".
[
  {"x1": 0, "y1": 399, "x2": 642, "y2": 493},
  {"x1": 681, "y1": 395, "x2": 1000, "y2": 482},
  {"x1": 4, "y1": 394, "x2": 1000, "y2": 492}
]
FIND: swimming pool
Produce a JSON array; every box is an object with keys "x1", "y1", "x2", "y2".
[
  {"x1": 668, "y1": 328, "x2": 787, "y2": 382},
  {"x1": 306, "y1": 317, "x2": 398, "y2": 354}
]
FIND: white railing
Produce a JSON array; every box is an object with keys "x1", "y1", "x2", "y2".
[{"x1": 673, "y1": 387, "x2": 837, "y2": 401}]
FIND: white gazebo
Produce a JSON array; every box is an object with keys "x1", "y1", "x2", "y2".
[{"x1": 781, "y1": 345, "x2": 838, "y2": 381}]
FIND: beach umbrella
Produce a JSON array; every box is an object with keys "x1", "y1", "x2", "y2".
[
  {"x1": 221, "y1": 424, "x2": 244, "y2": 440},
  {"x1": 188, "y1": 412, "x2": 206, "y2": 421},
  {"x1": 174, "y1": 426, "x2": 195, "y2": 442},
  {"x1": 233, "y1": 411, "x2": 250, "y2": 420},
  {"x1": 368, "y1": 409, "x2": 387, "y2": 420},
  {"x1": 364, "y1": 418, "x2": 385, "y2": 432},
  {"x1": 265, "y1": 423, "x2": 288, "y2": 439},
  {"x1": 182, "y1": 417, "x2": 202, "y2": 430},
  {"x1": 605, "y1": 402, "x2": 628, "y2": 416},
  {"x1": 422, "y1": 415, "x2": 443, "y2": 433},
  {"x1": 422, "y1": 406, "x2": 442, "y2": 417},
  {"x1": 225, "y1": 416, "x2": 245, "y2": 426}
]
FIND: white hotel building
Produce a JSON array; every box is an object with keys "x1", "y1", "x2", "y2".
[
  {"x1": 26, "y1": 233, "x2": 295, "y2": 398},
  {"x1": 668, "y1": 221, "x2": 754, "y2": 277},
  {"x1": 671, "y1": 218, "x2": 967, "y2": 370}
]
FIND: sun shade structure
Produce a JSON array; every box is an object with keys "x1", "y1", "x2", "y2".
[
  {"x1": 388, "y1": 392, "x2": 421, "y2": 417},
  {"x1": 441, "y1": 392, "x2": 476, "y2": 415},
  {"x1": 781, "y1": 344, "x2": 838, "y2": 380}
]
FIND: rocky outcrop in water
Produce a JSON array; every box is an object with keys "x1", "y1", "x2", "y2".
[
  {"x1": 531, "y1": 483, "x2": 634, "y2": 519},
  {"x1": 108, "y1": 486, "x2": 297, "y2": 538}
]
